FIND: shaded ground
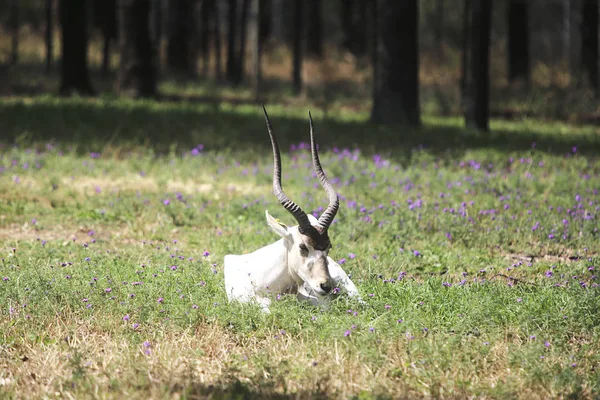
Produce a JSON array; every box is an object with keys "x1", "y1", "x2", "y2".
[{"x1": 0, "y1": 96, "x2": 598, "y2": 166}]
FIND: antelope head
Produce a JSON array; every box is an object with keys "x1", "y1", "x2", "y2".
[{"x1": 262, "y1": 106, "x2": 339, "y2": 299}]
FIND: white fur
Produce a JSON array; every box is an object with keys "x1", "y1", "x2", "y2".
[{"x1": 224, "y1": 212, "x2": 363, "y2": 312}]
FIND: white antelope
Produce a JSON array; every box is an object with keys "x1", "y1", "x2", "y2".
[{"x1": 223, "y1": 106, "x2": 363, "y2": 312}]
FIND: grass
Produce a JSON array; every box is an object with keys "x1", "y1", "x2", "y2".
[{"x1": 0, "y1": 94, "x2": 599, "y2": 399}]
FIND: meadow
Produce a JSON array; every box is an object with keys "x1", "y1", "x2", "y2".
[{"x1": 0, "y1": 93, "x2": 598, "y2": 399}]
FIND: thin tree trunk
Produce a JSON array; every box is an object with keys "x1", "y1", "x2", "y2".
[
  {"x1": 563, "y1": 0, "x2": 570, "y2": 65},
  {"x1": 10, "y1": 0, "x2": 19, "y2": 65},
  {"x1": 340, "y1": 0, "x2": 355, "y2": 53},
  {"x1": 200, "y1": 0, "x2": 212, "y2": 77},
  {"x1": 118, "y1": 0, "x2": 157, "y2": 98},
  {"x1": 259, "y1": 0, "x2": 271, "y2": 46},
  {"x1": 292, "y1": 0, "x2": 304, "y2": 95},
  {"x1": 167, "y1": 0, "x2": 193, "y2": 73},
  {"x1": 460, "y1": 0, "x2": 471, "y2": 109},
  {"x1": 235, "y1": 0, "x2": 250, "y2": 85},
  {"x1": 370, "y1": 0, "x2": 420, "y2": 126},
  {"x1": 582, "y1": 0, "x2": 598, "y2": 95},
  {"x1": 213, "y1": 0, "x2": 223, "y2": 81},
  {"x1": 45, "y1": 0, "x2": 53, "y2": 73},
  {"x1": 102, "y1": 31, "x2": 112, "y2": 76},
  {"x1": 59, "y1": 0, "x2": 95, "y2": 95},
  {"x1": 226, "y1": 0, "x2": 238, "y2": 82},
  {"x1": 251, "y1": 0, "x2": 262, "y2": 99},
  {"x1": 354, "y1": 0, "x2": 368, "y2": 57},
  {"x1": 464, "y1": 0, "x2": 492, "y2": 132},
  {"x1": 507, "y1": 0, "x2": 529, "y2": 83},
  {"x1": 306, "y1": 0, "x2": 323, "y2": 58},
  {"x1": 434, "y1": 0, "x2": 444, "y2": 53}
]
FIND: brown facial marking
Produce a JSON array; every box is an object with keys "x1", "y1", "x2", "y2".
[{"x1": 300, "y1": 231, "x2": 331, "y2": 251}]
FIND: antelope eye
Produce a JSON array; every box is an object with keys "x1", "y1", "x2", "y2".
[{"x1": 299, "y1": 243, "x2": 309, "y2": 257}]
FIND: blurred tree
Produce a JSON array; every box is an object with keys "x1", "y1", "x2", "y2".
[
  {"x1": 370, "y1": 0, "x2": 420, "y2": 126},
  {"x1": 93, "y1": 0, "x2": 117, "y2": 76},
  {"x1": 250, "y1": 0, "x2": 262, "y2": 99},
  {"x1": 434, "y1": 0, "x2": 444, "y2": 53},
  {"x1": 59, "y1": 0, "x2": 94, "y2": 95},
  {"x1": 226, "y1": 0, "x2": 239, "y2": 83},
  {"x1": 460, "y1": 0, "x2": 471, "y2": 108},
  {"x1": 292, "y1": 0, "x2": 304, "y2": 95},
  {"x1": 464, "y1": 0, "x2": 492, "y2": 132},
  {"x1": 507, "y1": 0, "x2": 529, "y2": 83},
  {"x1": 10, "y1": 0, "x2": 19, "y2": 65},
  {"x1": 199, "y1": 0, "x2": 212, "y2": 77},
  {"x1": 117, "y1": 0, "x2": 157, "y2": 98},
  {"x1": 306, "y1": 0, "x2": 323, "y2": 58},
  {"x1": 340, "y1": 0, "x2": 368, "y2": 57},
  {"x1": 236, "y1": 0, "x2": 251, "y2": 84},
  {"x1": 45, "y1": 0, "x2": 53, "y2": 73},
  {"x1": 581, "y1": 0, "x2": 598, "y2": 96},
  {"x1": 259, "y1": 0, "x2": 272, "y2": 46},
  {"x1": 167, "y1": 0, "x2": 194, "y2": 73},
  {"x1": 212, "y1": 0, "x2": 223, "y2": 81}
]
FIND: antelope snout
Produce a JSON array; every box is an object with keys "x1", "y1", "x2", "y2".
[{"x1": 319, "y1": 282, "x2": 332, "y2": 294}]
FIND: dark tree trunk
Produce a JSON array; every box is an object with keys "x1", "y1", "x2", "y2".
[
  {"x1": 251, "y1": 0, "x2": 262, "y2": 99},
  {"x1": 200, "y1": 0, "x2": 212, "y2": 77},
  {"x1": 582, "y1": 0, "x2": 598, "y2": 95},
  {"x1": 434, "y1": 0, "x2": 444, "y2": 52},
  {"x1": 507, "y1": 0, "x2": 529, "y2": 83},
  {"x1": 370, "y1": 0, "x2": 420, "y2": 126},
  {"x1": 213, "y1": 0, "x2": 223, "y2": 80},
  {"x1": 354, "y1": 0, "x2": 368, "y2": 57},
  {"x1": 45, "y1": 0, "x2": 53, "y2": 73},
  {"x1": 292, "y1": 0, "x2": 304, "y2": 95},
  {"x1": 340, "y1": 0, "x2": 355, "y2": 53},
  {"x1": 259, "y1": 0, "x2": 272, "y2": 45},
  {"x1": 464, "y1": 0, "x2": 492, "y2": 132},
  {"x1": 306, "y1": 0, "x2": 323, "y2": 58},
  {"x1": 226, "y1": 0, "x2": 238, "y2": 82},
  {"x1": 59, "y1": 0, "x2": 94, "y2": 95},
  {"x1": 117, "y1": 0, "x2": 157, "y2": 98},
  {"x1": 167, "y1": 0, "x2": 193, "y2": 73},
  {"x1": 10, "y1": 0, "x2": 19, "y2": 64},
  {"x1": 94, "y1": 0, "x2": 117, "y2": 76},
  {"x1": 235, "y1": 0, "x2": 250, "y2": 84},
  {"x1": 460, "y1": 0, "x2": 471, "y2": 109}
]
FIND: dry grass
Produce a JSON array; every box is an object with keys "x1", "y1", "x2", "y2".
[{"x1": 2, "y1": 316, "x2": 594, "y2": 399}]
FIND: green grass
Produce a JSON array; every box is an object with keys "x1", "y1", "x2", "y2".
[{"x1": 0, "y1": 96, "x2": 599, "y2": 399}]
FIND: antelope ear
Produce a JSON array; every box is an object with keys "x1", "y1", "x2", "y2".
[{"x1": 265, "y1": 210, "x2": 291, "y2": 239}]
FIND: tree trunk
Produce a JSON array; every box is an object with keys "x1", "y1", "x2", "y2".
[
  {"x1": 563, "y1": 0, "x2": 570, "y2": 65},
  {"x1": 10, "y1": 0, "x2": 19, "y2": 65},
  {"x1": 354, "y1": 0, "x2": 368, "y2": 57},
  {"x1": 259, "y1": 0, "x2": 272, "y2": 46},
  {"x1": 213, "y1": 0, "x2": 223, "y2": 81},
  {"x1": 370, "y1": 0, "x2": 420, "y2": 126},
  {"x1": 235, "y1": 0, "x2": 250, "y2": 85},
  {"x1": 45, "y1": 0, "x2": 53, "y2": 73},
  {"x1": 92, "y1": 0, "x2": 117, "y2": 76},
  {"x1": 340, "y1": 0, "x2": 355, "y2": 53},
  {"x1": 582, "y1": 0, "x2": 598, "y2": 95},
  {"x1": 226, "y1": 0, "x2": 238, "y2": 82},
  {"x1": 200, "y1": 0, "x2": 212, "y2": 77},
  {"x1": 167, "y1": 0, "x2": 193, "y2": 73},
  {"x1": 460, "y1": 0, "x2": 471, "y2": 109},
  {"x1": 464, "y1": 0, "x2": 492, "y2": 132},
  {"x1": 250, "y1": 0, "x2": 262, "y2": 99},
  {"x1": 117, "y1": 0, "x2": 157, "y2": 98},
  {"x1": 292, "y1": 0, "x2": 304, "y2": 95},
  {"x1": 306, "y1": 0, "x2": 323, "y2": 58},
  {"x1": 507, "y1": 0, "x2": 529, "y2": 83},
  {"x1": 434, "y1": 0, "x2": 444, "y2": 52},
  {"x1": 59, "y1": 0, "x2": 95, "y2": 95}
]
